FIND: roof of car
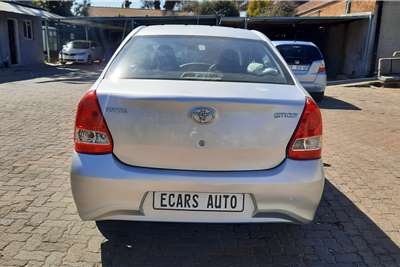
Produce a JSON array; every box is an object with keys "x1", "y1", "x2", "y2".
[
  {"x1": 136, "y1": 25, "x2": 263, "y2": 40},
  {"x1": 272, "y1": 40, "x2": 318, "y2": 47}
]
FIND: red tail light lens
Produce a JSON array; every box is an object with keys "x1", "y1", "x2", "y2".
[
  {"x1": 318, "y1": 66, "x2": 326, "y2": 73},
  {"x1": 74, "y1": 90, "x2": 113, "y2": 154},
  {"x1": 287, "y1": 97, "x2": 322, "y2": 160}
]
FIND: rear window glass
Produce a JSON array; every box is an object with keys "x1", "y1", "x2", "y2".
[
  {"x1": 105, "y1": 36, "x2": 294, "y2": 85},
  {"x1": 67, "y1": 41, "x2": 90, "y2": 49},
  {"x1": 276, "y1": 44, "x2": 323, "y2": 65}
]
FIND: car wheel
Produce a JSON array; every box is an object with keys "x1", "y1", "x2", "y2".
[
  {"x1": 311, "y1": 92, "x2": 324, "y2": 102},
  {"x1": 96, "y1": 220, "x2": 125, "y2": 240}
]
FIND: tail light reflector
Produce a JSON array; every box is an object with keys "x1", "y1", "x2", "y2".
[
  {"x1": 287, "y1": 97, "x2": 322, "y2": 160},
  {"x1": 318, "y1": 66, "x2": 326, "y2": 73},
  {"x1": 74, "y1": 90, "x2": 113, "y2": 154}
]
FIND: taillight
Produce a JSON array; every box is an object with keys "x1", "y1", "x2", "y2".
[
  {"x1": 287, "y1": 97, "x2": 322, "y2": 160},
  {"x1": 74, "y1": 90, "x2": 113, "y2": 154},
  {"x1": 318, "y1": 66, "x2": 326, "y2": 73}
]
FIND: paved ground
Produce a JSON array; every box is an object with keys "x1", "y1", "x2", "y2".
[{"x1": 0, "y1": 65, "x2": 399, "y2": 267}]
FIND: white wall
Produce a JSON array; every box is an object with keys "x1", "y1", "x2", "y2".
[
  {"x1": 377, "y1": 2, "x2": 400, "y2": 59},
  {"x1": 0, "y1": 11, "x2": 44, "y2": 66}
]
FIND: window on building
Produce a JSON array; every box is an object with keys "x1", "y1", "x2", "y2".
[{"x1": 23, "y1": 20, "x2": 33, "y2": 40}]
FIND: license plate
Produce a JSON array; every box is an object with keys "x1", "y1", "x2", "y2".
[
  {"x1": 290, "y1": 65, "x2": 309, "y2": 71},
  {"x1": 153, "y1": 192, "x2": 244, "y2": 212}
]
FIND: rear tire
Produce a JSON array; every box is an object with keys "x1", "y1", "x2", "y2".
[
  {"x1": 96, "y1": 220, "x2": 150, "y2": 241},
  {"x1": 96, "y1": 220, "x2": 127, "y2": 240},
  {"x1": 311, "y1": 92, "x2": 324, "y2": 102}
]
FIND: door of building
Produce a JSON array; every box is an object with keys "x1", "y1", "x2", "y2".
[{"x1": 7, "y1": 19, "x2": 18, "y2": 65}]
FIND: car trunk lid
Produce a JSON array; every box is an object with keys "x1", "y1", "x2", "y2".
[{"x1": 96, "y1": 79, "x2": 305, "y2": 171}]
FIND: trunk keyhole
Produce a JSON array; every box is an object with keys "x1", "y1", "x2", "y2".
[{"x1": 198, "y1": 140, "x2": 205, "y2": 147}]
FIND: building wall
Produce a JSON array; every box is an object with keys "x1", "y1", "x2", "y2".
[
  {"x1": 296, "y1": 0, "x2": 376, "y2": 16},
  {"x1": 342, "y1": 20, "x2": 370, "y2": 77},
  {"x1": 320, "y1": 20, "x2": 369, "y2": 79},
  {"x1": 0, "y1": 11, "x2": 43, "y2": 66},
  {"x1": 323, "y1": 23, "x2": 346, "y2": 78},
  {"x1": 376, "y1": 2, "x2": 400, "y2": 59},
  {"x1": 306, "y1": 1, "x2": 346, "y2": 17},
  {"x1": 350, "y1": 1, "x2": 376, "y2": 14}
]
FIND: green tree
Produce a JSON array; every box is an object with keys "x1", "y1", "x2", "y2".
[
  {"x1": 154, "y1": 0, "x2": 161, "y2": 9},
  {"x1": 193, "y1": 0, "x2": 239, "y2": 17},
  {"x1": 181, "y1": 0, "x2": 200, "y2": 13},
  {"x1": 247, "y1": 0, "x2": 271, "y2": 17},
  {"x1": 141, "y1": 0, "x2": 154, "y2": 9},
  {"x1": 141, "y1": 0, "x2": 161, "y2": 10},
  {"x1": 74, "y1": 0, "x2": 90, "y2": 16},
  {"x1": 164, "y1": 0, "x2": 180, "y2": 11},
  {"x1": 32, "y1": 0, "x2": 73, "y2": 16},
  {"x1": 247, "y1": 0, "x2": 295, "y2": 17},
  {"x1": 269, "y1": 1, "x2": 296, "y2": 16},
  {"x1": 122, "y1": 0, "x2": 132, "y2": 8}
]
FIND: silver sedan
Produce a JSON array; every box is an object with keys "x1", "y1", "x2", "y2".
[
  {"x1": 71, "y1": 25, "x2": 324, "y2": 236},
  {"x1": 273, "y1": 41, "x2": 327, "y2": 102}
]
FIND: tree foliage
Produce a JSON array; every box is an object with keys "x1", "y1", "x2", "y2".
[
  {"x1": 140, "y1": 0, "x2": 241, "y2": 16},
  {"x1": 247, "y1": 0, "x2": 295, "y2": 17},
  {"x1": 247, "y1": 0, "x2": 271, "y2": 17},
  {"x1": 141, "y1": 0, "x2": 161, "y2": 9},
  {"x1": 122, "y1": 0, "x2": 132, "y2": 8},
  {"x1": 182, "y1": 0, "x2": 239, "y2": 17},
  {"x1": 180, "y1": 0, "x2": 199, "y2": 13},
  {"x1": 31, "y1": 0, "x2": 73, "y2": 16},
  {"x1": 164, "y1": 1, "x2": 180, "y2": 10},
  {"x1": 73, "y1": 0, "x2": 90, "y2": 16}
]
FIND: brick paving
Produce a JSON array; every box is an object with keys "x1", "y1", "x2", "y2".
[{"x1": 0, "y1": 66, "x2": 399, "y2": 266}]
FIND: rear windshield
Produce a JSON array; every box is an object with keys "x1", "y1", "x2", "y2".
[
  {"x1": 276, "y1": 44, "x2": 323, "y2": 65},
  {"x1": 67, "y1": 41, "x2": 90, "y2": 49},
  {"x1": 105, "y1": 36, "x2": 293, "y2": 85}
]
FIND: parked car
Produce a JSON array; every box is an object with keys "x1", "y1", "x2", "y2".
[
  {"x1": 59, "y1": 40, "x2": 103, "y2": 64},
  {"x1": 273, "y1": 41, "x2": 327, "y2": 101},
  {"x1": 71, "y1": 25, "x2": 324, "y2": 237}
]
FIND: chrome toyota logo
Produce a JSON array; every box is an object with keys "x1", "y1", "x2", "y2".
[{"x1": 190, "y1": 107, "x2": 216, "y2": 124}]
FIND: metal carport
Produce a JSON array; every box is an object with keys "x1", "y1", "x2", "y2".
[
  {"x1": 221, "y1": 15, "x2": 373, "y2": 79},
  {"x1": 51, "y1": 13, "x2": 374, "y2": 79}
]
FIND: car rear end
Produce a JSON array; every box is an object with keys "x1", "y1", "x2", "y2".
[
  {"x1": 70, "y1": 26, "x2": 324, "y2": 225},
  {"x1": 59, "y1": 41, "x2": 91, "y2": 64},
  {"x1": 60, "y1": 52, "x2": 88, "y2": 63},
  {"x1": 273, "y1": 41, "x2": 327, "y2": 101}
]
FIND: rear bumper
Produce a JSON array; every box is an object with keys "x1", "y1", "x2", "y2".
[
  {"x1": 59, "y1": 55, "x2": 88, "y2": 63},
  {"x1": 299, "y1": 74, "x2": 327, "y2": 93},
  {"x1": 70, "y1": 153, "x2": 324, "y2": 224}
]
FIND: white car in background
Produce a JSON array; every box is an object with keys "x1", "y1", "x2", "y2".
[
  {"x1": 273, "y1": 41, "x2": 327, "y2": 101},
  {"x1": 70, "y1": 25, "x2": 324, "y2": 238},
  {"x1": 59, "y1": 40, "x2": 103, "y2": 64}
]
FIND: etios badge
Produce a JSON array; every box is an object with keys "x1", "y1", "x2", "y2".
[{"x1": 190, "y1": 107, "x2": 216, "y2": 124}]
